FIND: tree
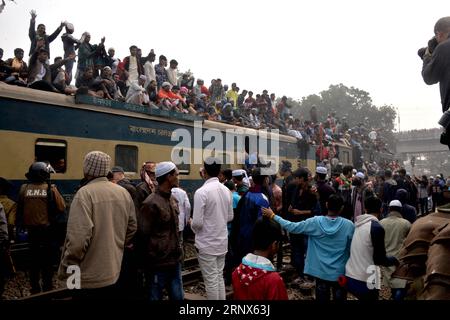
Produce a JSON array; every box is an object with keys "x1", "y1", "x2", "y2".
[{"x1": 290, "y1": 83, "x2": 397, "y2": 141}]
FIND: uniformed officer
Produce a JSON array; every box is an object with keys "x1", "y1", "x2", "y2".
[{"x1": 17, "y1": 162, "x2": 66, "y2": 294}]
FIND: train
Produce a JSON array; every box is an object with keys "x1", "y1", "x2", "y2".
[{"x1": 0, "y1": 82, "x2": 318, "y2": 203}]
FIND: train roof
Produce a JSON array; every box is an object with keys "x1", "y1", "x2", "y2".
[{"x1": 0, "y1": 82, "x2": 298, "y2": 143}]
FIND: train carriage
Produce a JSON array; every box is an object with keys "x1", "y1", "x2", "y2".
[{"x1": 0, "y1": 82, "x2": 316, "y2": 203}]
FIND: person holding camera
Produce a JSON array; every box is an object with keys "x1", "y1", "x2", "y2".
[{"x1": 420, "y1": 17, "x2": 450, "y2": 146}]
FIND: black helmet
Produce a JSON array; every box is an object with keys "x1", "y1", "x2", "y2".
[{"x1": 25, "y1": 162, "x2": 55, "y2": 182}]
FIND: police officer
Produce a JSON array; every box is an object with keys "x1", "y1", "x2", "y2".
[{"x1": 17, "y1": 162, "x2": 66, "y2": 294}]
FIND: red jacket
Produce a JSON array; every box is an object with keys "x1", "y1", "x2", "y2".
[{"x1": 232, "y1": 257, "x2": 288, "y2": 300}]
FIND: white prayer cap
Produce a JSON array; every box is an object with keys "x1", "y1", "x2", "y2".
[
  {"x1": 162, "y1": 82, "x2": 171, "y2": 88},
  {"x1": 389, "y1": 200, "x2": 402, "y2": 208},
  {"x1": 232, "y1": 169, "x2": 246, "y2": 177},
  {"x1": 139, "y1": 75, "x2": 147, "y2": 81},
  {"x1": 355, "y1": 172, "x2": 365, "y2": 179},
  {"x1": 65, "y1": 22, "x2": 74, "y2": 31},
  {"x1": 316, "y1": 166, "x2": 327, "y2": 175},
  {"x1": 155, "y1": 161, "x2": 176, "y2": 178}
]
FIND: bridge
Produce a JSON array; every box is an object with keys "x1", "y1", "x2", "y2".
[{"x1": 395, "y1": 128, "x2": 450, "y2": 174}]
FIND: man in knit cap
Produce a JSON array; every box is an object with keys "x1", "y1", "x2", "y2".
[{"x1": 58, "y1": 151, "x2": 137, "y2": 299}]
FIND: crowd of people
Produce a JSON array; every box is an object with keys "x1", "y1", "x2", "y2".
[
  {"x1": 0, "y1": 10, "x2": 395, "y2": 167},
  {"x1": 1, "y1": 152, "x2": 450, "y2": 301}
]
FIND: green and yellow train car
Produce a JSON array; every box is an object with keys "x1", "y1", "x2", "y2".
[{"x1": 0, "y1": 83, "x2": 316, "y2": 202}]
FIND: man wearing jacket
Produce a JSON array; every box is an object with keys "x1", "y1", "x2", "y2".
[
  {"x1": 139, "y1": 161, "x2": 183, "y2": 300},
  {"x1": 28, "y1": 9, "x2": 64, "y2": 58},
  {"x1": 263, "y1": 194, "x2": 354, "y2": 301},
  {"x1": 345, "y1": 196, "x2": 398, "y2": 300},
  {"x1": 232, "y1": 218, "x2": 288, "y2": 300},
  {"x1": 18, "y1": 162, "x2": 66, "y2": 294},
  {"x1": 58, "y1": 151, "x2": 136, "y2": 298}
]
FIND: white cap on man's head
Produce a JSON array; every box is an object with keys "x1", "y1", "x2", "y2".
[
  {"x1": 355, "y1": 172, "x2": 365, "y2": 179},
  {"x1": 155, "y1": 161, "x2": 176, "y2": 178},
  {"x1": 389, "y1": 200, "x2": 402, "y2": 208},
  {"x1": 232, "y1": 169, "x2": 246, "y2": 177},
  {"x1": 316, "y1": 166, "x2": 327, "y2": 175}
]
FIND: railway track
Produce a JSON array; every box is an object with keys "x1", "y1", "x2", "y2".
[{"x1": 12, "y1": 243, "x2": 293, "y2": 301}]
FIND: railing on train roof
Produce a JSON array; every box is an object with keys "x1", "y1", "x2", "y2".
[{"x1": 74, "y1": 94, "x2": 205, "y2": 123}]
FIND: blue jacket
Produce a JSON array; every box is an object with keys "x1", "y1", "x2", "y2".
[
  {"x1": 274, "y1": 215, "x2": 354, "y2": 281},
  {"x1": 237, "y1": 191, "x2": 269, "y2": 258}
]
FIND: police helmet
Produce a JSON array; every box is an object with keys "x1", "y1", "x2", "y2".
[{"x1": 25, "y1": 162, "x2": 55, "y2": 182}]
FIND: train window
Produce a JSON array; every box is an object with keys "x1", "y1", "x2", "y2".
[
  {"x1": 35, "y1": 139, "x2": 67, "y2": 173},
  {"x1": 286, "y1": 143, "x2": 298, "y2": 159},
  {"x1": 217, "y1": 152, "x2": 231, "y2": 169},
  {"x1": 342, "y1": 151, "x2": 350, "y2": 164},
  {"x1": 115, "y1": 145, "x2": 138, "y2": 173},
  {"x1": 171, "y1": 148, "x2": 191, "y2": 175}
]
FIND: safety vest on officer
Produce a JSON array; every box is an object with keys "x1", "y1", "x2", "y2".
[
  {"x1": 19, "y1": 183, "x2": 65, "y2": 226},
  {"x1": 18, "y1": 162, "x2": 66, "y2": 227}
]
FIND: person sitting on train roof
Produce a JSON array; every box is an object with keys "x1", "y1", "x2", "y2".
[
  {"x1": 126, "y1": 75, "x2": 149, "y2": 106},
  {"x1": 3, "y1": 48, "x2": 28, "y2": 87},
  {"x1": 51, "y1": 56, "x2": 77, "y2": 95},
  {"x1": 179, "y1": 86, "x2": 197, "y2": 115},
  {"x1": 170, "y1": 85, "x2": 187, "y2": 113},
  {"x1": 75, "y1": 66, "x2": 103, "y2": 98},
  {"x1": 195, "y1": 93, "x2": 208, "y2": 113},
  {"x1": 0, "y1": 48, "x2": 6, "y2": 81},
  {"x1": 27, "y1": 48, "x2": 67, "y2": 93},
  {"x1": 28, "y1": 9, "x2": 64, "y2": 59},
  {"x1": 75, "y1": 32, "x2": 105, "y2": 88},
  {"x1": 145, "y1": 79, "x2": 159, "y2": 107},
  {"x1": 92, "y1": 66, "x2": 121, "y2": 100}
]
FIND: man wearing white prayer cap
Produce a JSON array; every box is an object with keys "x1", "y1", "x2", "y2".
[
  {"x1": 351, "y1": 171, "x2": 368, "y2": 221},
  {"x1": 380, "y1": 199, "x2": 411, "y2": 300},
  {"x1": 355, "y1": 172, "x2": 365, "y2": 180},
  {"x1": 125, "y1": 73, "x2": 149, "y2": 105},
  {"x1": 232, "y1": 169, "x2": 249, "y2": 195},
  {"x1": 139, "y1": 161, "x2": 184, "y2": 300},
  {"x1": 315, "y1": 166, "x2": 336, "y2": 215}
]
